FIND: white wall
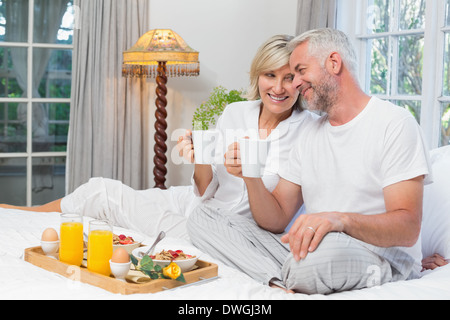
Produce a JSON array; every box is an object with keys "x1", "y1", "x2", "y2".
[{"x1": 145, "y1": 0, "x2": 298, "y2": 187}]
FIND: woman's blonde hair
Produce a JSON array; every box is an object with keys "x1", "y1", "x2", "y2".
[{"x1": 246, "y1": 34, "x2": 302, "y2": 111}]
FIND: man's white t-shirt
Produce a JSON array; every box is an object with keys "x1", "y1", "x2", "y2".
[{"x1": 279, "y1": 96, "x2": 432, "y2": 278}]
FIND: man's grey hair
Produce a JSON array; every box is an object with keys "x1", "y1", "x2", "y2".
[{"x1": 288, "y1": 28, "x2": 359, "y2": 81}]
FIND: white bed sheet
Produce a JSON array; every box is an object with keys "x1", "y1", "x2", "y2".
[{"x1": 1, "y1": 208, "x2": 449, "y2": 300}]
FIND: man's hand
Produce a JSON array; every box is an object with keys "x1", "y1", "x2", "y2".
[{"x1": 281, "y1": 212, "x2": 345, "y2": 261}]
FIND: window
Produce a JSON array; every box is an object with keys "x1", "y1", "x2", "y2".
[
  {"x1": 441, "y1": 0, "x2": 450, "y2": 147},
  {"x1": 338, "y1": 0, "x2": 450, "y2": 148},
  {"x1": 0, "y1": 0, "x2": 74, "y2": 206}
]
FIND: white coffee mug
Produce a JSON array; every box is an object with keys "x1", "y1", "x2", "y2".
[
  {"x1": 192, "y1": 130, "x2": 219, "y2": 164},
  {"x1": 239, "y1": 138, "x2": 270, "y2": 178}
]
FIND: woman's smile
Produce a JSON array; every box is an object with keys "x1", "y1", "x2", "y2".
[{"x1": 268, "y1": 93, "x2": 289, "y2": 102}]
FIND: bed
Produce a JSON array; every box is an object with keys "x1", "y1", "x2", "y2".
[{"x1": 1, "y1": 146, "x2": 450, "y2": 300}]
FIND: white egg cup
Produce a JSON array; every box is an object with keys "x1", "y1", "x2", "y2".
[
  {"x1": 41, "y1": 240, "x2": 59, "y2": 258},
  {"x1": 109, "y1": 260, "x2": 131, "y2": 282}
]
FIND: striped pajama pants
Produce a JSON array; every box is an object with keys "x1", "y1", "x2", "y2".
[{"x1": 187, "y1": 204, "x2": 400, "y2": 295}]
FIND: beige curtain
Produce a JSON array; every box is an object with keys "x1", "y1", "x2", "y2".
[
  {"x1": 296, "y1": 0, "x2": 337, "y2": 35},
  {"x1": 67, "y1": 0, "x2": 151, "y2": 193}
]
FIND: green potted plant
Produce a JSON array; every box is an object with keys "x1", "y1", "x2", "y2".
[
  {"x1": 192, "y1": 86, "x2": 247, "y2": 130},
  {"x1": 191, "y1": 86, "x2": 246, "y2": 164}
]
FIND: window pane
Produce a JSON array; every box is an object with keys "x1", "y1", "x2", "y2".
[
  {"x1": 0, "y1": 157, "x2": 27, "y2": 206},
  {"x1": 34, "y1": 0, "x2": 74, "y2": 45},
  {"x1": 57, "y1": 0, "x2": 74, "y2": 45},
  {"x1": 33, "y1": 48, "x2": 72, "y2": 99},
  {"x1": 366, "y1": 0, "x2": 390, "y2": 33},
  {"x1": 442, "y1": 103, "x2": 450, "y2": 146},
  {"x1": 398, "y1": 35, "x2": 424, "y2": 95},
  {"x1": 32, "y1": 156, "x2": 66, "y2": 205},
  {"x1": 399, "y1": 0, "x2": 426, "y2": 30},
  {"x1": 0, "y1": 47, "x2": 27, "y2": 98},
  {"x1": 0, "y1": 1, "x2": 5, "y2": 42},
  {"x1": 394, "y1": 100, "x2": 421, "y2": 123},
  {"x1": 0, "y1": 0, "x2": 29, "y2": 43},
  {"x1": 0, "y1": 102, "x2": 27, "y2": 153},
  {"x1": 368, "y1": 37, "x2": 389, "y2": 94},
  {"x1": 444, "y1": 33, "x2": 450, "y2": 97},
  {"x1": 446, "y1": 0, "x2": 450, "y2": 27},
  {"x1": 32, "y1": 103, "x2": 69, "y2": 152}
]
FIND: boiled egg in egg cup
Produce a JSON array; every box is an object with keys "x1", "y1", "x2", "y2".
[
  {"x1": 110, "y1": 248, "x2": 131, "y2": 281},
  {"x1": 40, "y1": 228, "x2": 60, "y2": 257}
]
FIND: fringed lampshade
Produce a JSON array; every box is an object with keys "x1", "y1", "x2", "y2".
[
  {"x1": 122, "y1": 29, "x2": 200, "y2": 78},
  {"x1": 122, "y1": 29, "x2": 200, "y2": 189}
]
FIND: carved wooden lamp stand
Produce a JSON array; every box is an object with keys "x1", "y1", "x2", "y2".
[{"x1": 122, "y1": 29, "x2": 199, "y2": 189}]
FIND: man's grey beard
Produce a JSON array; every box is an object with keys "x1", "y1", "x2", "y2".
[{"x1": 302, "y1": 72, "x2": 339, "y2": 115}]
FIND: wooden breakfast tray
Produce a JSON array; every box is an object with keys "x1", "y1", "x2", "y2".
[{"x1": 24, "y1": 246, "x2": 218, "y2": 295}]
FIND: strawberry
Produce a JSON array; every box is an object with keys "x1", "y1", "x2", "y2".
[
  {"x1": 168, "y1": 250, "x2": 179, "y2": 259},
  {"x1": 119, "y1": 239, "x2": 133, "y2": 245}
]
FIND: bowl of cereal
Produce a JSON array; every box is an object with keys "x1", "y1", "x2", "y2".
[
  {"x1": 132, "y1": 246, "x2": 200, "y2": 272},
  {"x1": 113, "y1": 232, "x2": 143, "y2": 254}
]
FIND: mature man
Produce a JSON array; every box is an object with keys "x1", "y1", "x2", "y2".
[{"x1": 244, "y1": 28, "x2": 432, "y2": 294}]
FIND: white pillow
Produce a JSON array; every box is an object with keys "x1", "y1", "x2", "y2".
[{"x1": 421, "y1": 145, "x2": 450, "y2": 259}]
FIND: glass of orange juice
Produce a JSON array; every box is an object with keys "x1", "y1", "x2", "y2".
[
  {"x1": 59, "y1": 213, "x2": 84, "y2": 266},
  {"x1": 87, "y1": 220, "x2": 113, "y2": 276}
]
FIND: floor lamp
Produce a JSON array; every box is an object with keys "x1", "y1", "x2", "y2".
[{"x1": 122, "y1": 29, "x2": 200, "y2": 189}]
